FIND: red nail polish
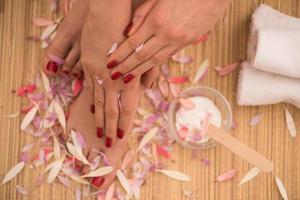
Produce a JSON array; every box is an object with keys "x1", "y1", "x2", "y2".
[
  {"x1": 107, "y1": 60, "x2": 119, "y2": 69},
  {"x1": 111, "y1": 72, "x2": 123, "y2": 80},
  {"x1": 46, "y1": 61, "x2": 58, "y2": 73},
  {"x1": 97, "y1": 127, "x2": 103, "y2": 138},
  {"x1": 123, "y1": 74, "x2": 135, "y2": 84},
  {"x1": 117, "y1": 129, "x2": 124, "y2": 139},
  {"x1": 91, "y1": 177, "x2": 105, "y2": 187},
  {"x1": 90, "y1": 104, "x2": 95, "y2": 113},
  {"x1": 123, "y1": 21, "x2": 133, "y2": 36},
  {"x1": 72, "y1": 73, "x2": 78, "y2": 78},
  {"x1": 105, "y1": 137, "x2": 112, "y2": 148},
  {"x1": 62, "y1": 70, "x2": 69, "y2": 74}
]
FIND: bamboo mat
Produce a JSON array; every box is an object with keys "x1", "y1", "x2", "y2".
[{"x1": 0, "y1": 0, "x2": 300, "y2": 199}]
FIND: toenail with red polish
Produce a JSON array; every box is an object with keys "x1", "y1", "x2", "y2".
[
  {"x1": 72, "y1": 73, "x2": 78, "y2": 78},
  {"x1": 46, "y1": 61, "x2": 58, "y2": 73},
  {"x1": 117, "y1": 129, "x2": 124, "y2": 139},
  {"x1": 90, "y1": 104, "x2": 95, "y2": 113},
  {"x1": 97, "y1": 127, "x2": 103, "y2": 138},
  {"x1": 123, "y1": 21, "x2": 133, "y2": 36},
  {"x1": 111, "y1": 72, "x2": 123, "y2": 80},
  {"x1": 105, "y1": 137, "x2": 112, "y2": 148},
  {"x1": 62, "y1": 70, "x2": 69, "y2": 74},
  {"x1": 91, "y1": 177, "x2": 105, "y2": 187},
  {"x1": 123, "y1": 74, "x2": 135, "y2": 84},
  {"x1": 107, "y1": 60, "x2": 119, "y2": 69}
]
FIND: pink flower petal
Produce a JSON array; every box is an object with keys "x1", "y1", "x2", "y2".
[
  {"x1": 193, "y1": 32, "x2": 210, "y2": 45},
  {"x1": 48, "y1": 54, "x2": 64, "y2": 65},
  {"x1": 16, "y1": 185, "x2": 28, "y2": 195},
  {"x1": 168, "y1": 76, "x2": 189, "y2": 84},
  {"x1": 171, "y1": 54, "x2": 193, "y2": 64},
  {"x1": 215, "y1": 62, "x2": 240, "y2": 76},
  {"x1": 160, "y1": 64, "x2": 169, "y2": 77},
  {"x1": 179, "y1": 98, "x2": 195, "y2": 109},
  {"x1": 72, "y1": 78, "x2": 83, "y2": 97},
  {"x1": 249, "y1": 114, "x2": 264, "y2": 126},
  {"x1": 216, "y1": 169, "x2": 237, "y2": 182},
  {"x1": 158, "y1": 79, "x2": 169, "y2": 97},
  {"x1": 169, "y1": 83, "x2": 181, "y2": 98},
  {"x1": 156, "y1": 144, "x2": 170, "y2": 159}
]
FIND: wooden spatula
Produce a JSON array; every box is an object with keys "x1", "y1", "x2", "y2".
[{"x1": 206, "y1": 125, "x2": 273, "y2": 172}]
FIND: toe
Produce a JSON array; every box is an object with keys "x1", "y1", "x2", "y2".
[
  {"x1": 71, "y1": 60, "x2": 83, "y2": 78},
  {"x1": 61, "y1": 43, "x2": 80, "y2": 75},
  {"x1": 43, "y1": 29, "x2": 76, "y2": 75}
]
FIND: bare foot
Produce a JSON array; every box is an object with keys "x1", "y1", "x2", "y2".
[
  {"x1": 43, "y1": 0, "x2": 88, "y2": 77},
  {"x1": 66, "y1": 87, "x2": 130, "y2": 189}
]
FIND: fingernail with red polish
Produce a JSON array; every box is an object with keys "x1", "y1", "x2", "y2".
[
  {"x1": 105, "y1": 137, "x2": 112, "y2": 148},
  {"x1": 107, "y1": 60, "x2": 119, "y2": 69},
  {"x1": 123, "y1": 21, "x2": 133, "y2": 36},
  {"x1": 91, "y1": 177, "x2": 105, "y2": 187},
  {"x1": 90, "y1": 104, "x2": 95, "y2": 114},
  {"x1": 46, "y1": 61, "x2": 58, "y2": 73},
  {"x1": 123, "y1": 74, "x2": 135, "y2": 84},
  {"x1": 62, "y1": 70, "x2": 69, "y2": 75},
  {"x1": 111, "y1": 72, "x2": 123, "y2": 80},
  {"x1": 117, "y1": 129, "x2": 124, "y2": 139},
  {"x1": 72, "y1": 73, "x2": 78, "y2": 78},
  {"x1": 97, "y1": 127, "x2": 103, "y2": 138}
]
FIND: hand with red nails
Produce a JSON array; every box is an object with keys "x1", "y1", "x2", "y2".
[
  {"x1": 81, "y1": 0, "x2": 159, "y2": 149},
  {"x1": 107, "y1": 0, "x2": 231, "y2": 81}
]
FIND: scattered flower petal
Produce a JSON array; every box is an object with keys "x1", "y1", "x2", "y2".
[
  {"x1": 82, "y1": 166, "x2": 113, "y2": 178},
  {"x1": 156, "y1": 169, "x2": 190, "y2": 182},
  {"x1": 137, "y1": 127, "x2": 158, "y2": 152},
  {"x1": 284, "y1": 108, "x2": 297, "y2": 138},
  {"x1": 121, "y1": 150, "x2": 135, "y2": 170},
  {"x1": 168, "y1": 76, "x2": 189, "y2": 84},
  {"x1": 215, "y1": 62, "x2": 240, "y2": 76},
  {"x1": 216, "y1": 169, "x2": 237, "y2": 182},
  {"x1": 47, "y1": 157, "x2": 64, "y2": 183},
  {"x1": 192, "y1": 59, "x2": 209, "y2": 83},
  {"x1": 179, "y1": 98, "x2": 195, "y2": 109},
  {"x1": 275, "y1": 177, "x2": 288, "y2": 200},
  {"x1": 16, "y1": 185, "x2": 28, "y2": 195},
  {"x1": 116, "y1": 170, "x2": 132, "y2": 195},
  {"x1": 1, "y1": 162, "x2": 25, "y2": 185},
  {"x1": 238, "y1": 167, "x2": 260, "y2": 186},
  {"x1": 135, "y1": 43, "x2": 144, "y2": 53},
  {"x1": 108, "y1": 42, "x2": 118, "y2": 55},
  {"x1": 21, "y1": 106, "x2": 38, "y2": 130},
  {"x1": 48, "y1": 54, "x2": 64, "y2": 65},
  {"x1": 32, "y1": 17, "x2": 55, "y2": 27},
  {"x1": 105, "y1": 183, "x2": 115, "y2": 200},
  {"x1": 171, "y1": 54, "x2": 193, "y2": 64},
  {"x1": 40, "y1": 23, "x2": 58, "y2": 40},
  {"x1": 249, "y1": 114, "x2": 264, "y2": 126}
]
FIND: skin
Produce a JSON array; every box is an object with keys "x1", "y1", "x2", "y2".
[{"x1": 107, "y1": 0, "x2": 231, "y2": 82}]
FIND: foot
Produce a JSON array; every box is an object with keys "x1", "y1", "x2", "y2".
[
  {"x1": 42, "y1": 0, "x2": 88, "y2": 77},
  {"x1": 66, "y1": 87, "x2": 129, "y2": 189}
]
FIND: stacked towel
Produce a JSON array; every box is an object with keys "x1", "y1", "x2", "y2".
[{"x1": 238, "y1": 4, "x2": 300, "y2": 108}]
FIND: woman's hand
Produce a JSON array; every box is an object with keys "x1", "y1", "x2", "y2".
[
  {"x1": 81, "y1": 0, "x2": 159, "y2": 147},
  {"x1": 107, "y1": 0, "x2": 231, "y2": 83}
]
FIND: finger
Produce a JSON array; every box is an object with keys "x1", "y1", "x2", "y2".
[
  {"x1": 117, "y1": 86, "x2": 141, "y2": 140},
  {"x1": 122, "y1": 46, "x2": 176, "y2": 84},
  {"x1": 60, "y1": 44, "x2": 80, "y2": 75},
  {"x1": 128, "y1": 0, "x2": 157, "y2": 36},
  {"x1": 104, "y1": 89, "x2": 119, "y2": 148},
  {"x1": 71, "y1": 60, "x2": 83, "y2": 78},
  {"x1": 110, "y1": 36, "x2": 166, "y2": 80},
  {"x1": 94, "y1": 79, "x2": 105, "y2": 140},
  {"x1": 107, "y1": 25, "x2": 153, "y2": 69},
  {"x1": 141, "y1": 66, "x2": 160, "y2": 88}
]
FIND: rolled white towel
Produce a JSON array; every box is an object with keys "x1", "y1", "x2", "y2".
[
  {"x1": 237, "y1": 62, "x2": 300, "y2": 108},
  {"x1": 247, "y1": 4, "x2": 300, "y2": 78}
]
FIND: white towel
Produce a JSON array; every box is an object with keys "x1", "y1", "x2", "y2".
[
  {"x1": 237, "y1": 62, "x2": 300, "y2": 108},
  {"x1": 247, "y1": 4, "x2": 300, "y2": 78}
]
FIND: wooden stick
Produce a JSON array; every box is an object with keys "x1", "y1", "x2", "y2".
[{"x1": 206, "y1": 125, "x2": 274, "y2": 172}]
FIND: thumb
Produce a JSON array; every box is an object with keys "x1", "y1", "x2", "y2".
[{"x1": 128, "y1": 0, "x2": 156, "y2": 36}]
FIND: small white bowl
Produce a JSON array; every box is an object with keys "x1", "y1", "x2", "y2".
[{"x1": 167, "y1": 86, "x2": 232, "y2": 150}]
